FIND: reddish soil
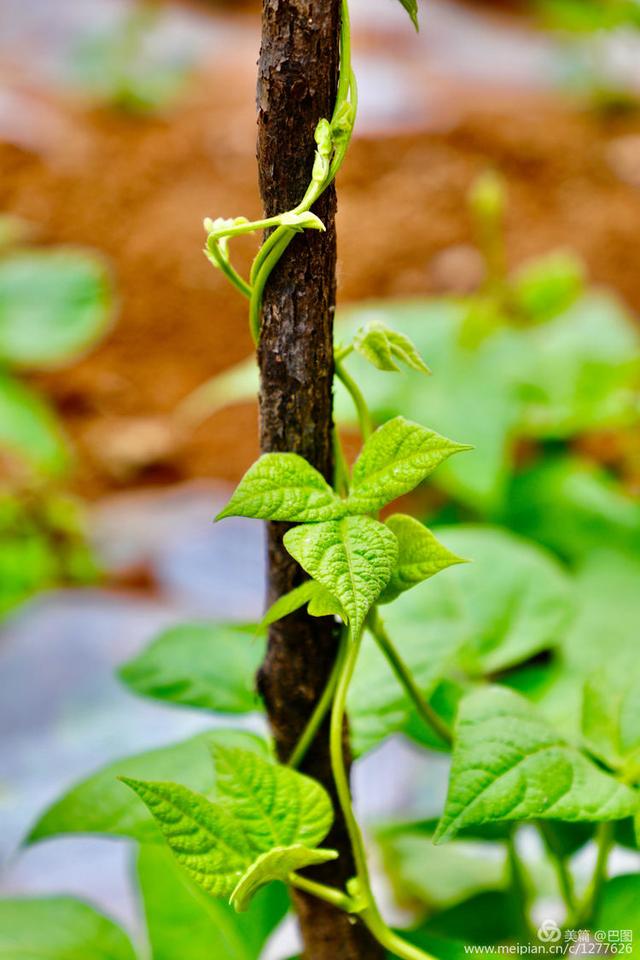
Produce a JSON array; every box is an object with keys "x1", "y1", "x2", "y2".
[{"x1": 3, "y1": 55, "x2": 640, "y2": 498}]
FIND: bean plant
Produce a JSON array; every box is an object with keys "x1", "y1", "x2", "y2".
[{"x1": 3, "y1": 1, "x2": 640, "y2": 959}]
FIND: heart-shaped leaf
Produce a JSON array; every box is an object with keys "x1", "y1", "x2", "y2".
[
  {"x1": 122, "y1": 777, "x2": 253, "y2": 898},
  {"x1": 122, "y1": 748, "x2": 335, "y2": 903},
  {"x1": 216, "y1": 453, "x2": 346, "y2": 523},
  {"x1": 283, "y1": 515, "x2": 398, "y2": 634},
  {"x1": 435, "y1": 686, "x2": 638, "y2": 843},
  {"x1": 119, "y1": 623, "x2": 265, "y2": 714},
  {"x1": 379, "y1": 514, "x2": 466, "y2": 604},
  {"x1": 347, "y1": 417, "x2": 470, "y2": 514}
]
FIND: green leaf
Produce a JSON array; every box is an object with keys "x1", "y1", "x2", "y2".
[
  {"x1": 259, "y1": 581, "x2": 344, "y2": 629},
  {"x1": 307, "y1": 584, "x2": 345, "y2": 618},
  {"x1": 517, "y1": 293, "x2": 640, "y2": 439},
  {"x1": 119, "y1": 623, "x2": 265, "y2": 714},
  {"x1": 123, "y1": 748, "x2": 334, "y2": 902},
  {"x1": 379, "y1": 514, "x2": 466, "y2": 604},
  {"x1": 259, "y1": 582, "x2": 317, "y2": 630},
  {"x1": 0, "y1": 896, "x2": 137, "y2": 960},
  {"x1": 27, "y1": 730, "x2": 267, "y2": 844},
  {"x1": 377, "y1": 825, "x2": 507, "y2": 911},
  {"x1": 353, "y1": 319, "x2": 430, "y2": 374},
  {"x1": 594, "y1": 875, "x2": 640, "y2": 942},
  {"x1": 512, "y1": 250, "x2": 585, "y2": 324},
  {"x1": 137, "y1": 843, "x2": 288, "y2": 960},
  {"x1": 0, "y1": 373, "x2": 70, "y2": 476},
  {"x1": 501, "y1": 457, "x2": 640, "y2": 564},
  {"x1": 561, "y1": 549, "x2": 640, "y2": 677},
  {"x1": 283, "y1": 515, "x2": 398, "y2": 634},
  {"x1": 435, "y1": 686, "x2": 638, "y2": 843},
  {"x1": 122, "y1": 777, "x2": 253, "y2": 898},
  {"x1": 520, "y1": 549, "x2": 640, "y2": 744},
  {"x1": 216, "y1": 453, "x2": 346, "y2": 523},
  {"x1": 0, "y1": 250, "x2": 112, "y2": 368},
  {"x1": 390, "y1": 525, "x2": 574, "y2": 676},
  {"x1": 396, "y1": 0, "x2": 419, "y2": 30},
  {"x1": 347, "y1": 416, "x2": 470, "y2": 514},
  {"x1": 582, "y1": 674, "x2": 640, "y2": 777},
  {"x1": 230, "y1": 845, "x2": 337, "y2": 912},
  {"x1": 212, "y1": 745, "x2": 334, "y2": 851}
]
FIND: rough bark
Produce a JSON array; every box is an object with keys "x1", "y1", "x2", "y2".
[{"x1": 256, "y1": 2, "x2": 383, "y2": 957}]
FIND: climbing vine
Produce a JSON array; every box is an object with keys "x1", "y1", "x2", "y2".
[{"x1": 123, "y1": 4, "x2": 470, "y2": 958}]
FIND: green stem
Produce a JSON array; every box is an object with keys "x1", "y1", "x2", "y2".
[
  {"x1": 250, "y1": 222, "x2": 292, "y2": 285},
  {"x1": 537, "y1": 822, "x2": 576, "y2": 919},
  {"x1": 333, "y1": 427, "x2": 351, "y2": 496},
  {"x1": 361, "y1": 919, "x2": 438, "y2": 960},
  {"x1": 329, "y1": 627, "x2": 370, "y2": 887},
  {"x1": 507, "y1": 828, "x2": 534, "y2": 939},
  {"x1": 335, "y1": 359, "x2": 373, "y2": 441},
  {"x1": 329, "y1": 626, "x2": 435, "y2": 960},
  {"x1": 207, "y1": 242, "x2": 252, "y2": 300},
  {"x1": 289, "y1": 872, "x2": 356, "y2": 913},
  {"x1": 580, "y1": 821, "x2": 613, "y2": 926},
  {"x1": 287, "y1": 644, "x2": 343, "y2": 770},
  {"x1": 334, "y1": 343, "x2": 354, "y2": 363},
  {"x1": 369, "y1": 609, "x2": 452, "y2": 746},
  {"x1": 335, "y1": 0, "x2": 352, "y2": 108},
  {"x1": 249, "y1": 231, "x2": 294, "y2": 344},
  {"x1": 247, "y1": 0, "x2": 356, "y2": 344}
]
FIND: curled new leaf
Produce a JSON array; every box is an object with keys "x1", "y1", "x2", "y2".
[
  {"x1": 353, "y1": 319, "x2": 431, "y2": 374},
  {"x1": 347, "y1": 417, "x2": 471, "y2": 514},
  {"x1": 216, "y1": 453, "x2": 347, "y2": 523},
  {"x1": 283, "y1": 515, "x2": 398, "y2": 635},
  {"x1": 379, "y1": 514, "x2": 467, "y2": 604},
  {"x1": 231, "y1": 845, "x2": 338, "y2": 912}
]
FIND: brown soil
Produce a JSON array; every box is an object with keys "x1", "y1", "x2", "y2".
[{"x1": 3, "y1": 63, "x2": 640, "y2": 498}]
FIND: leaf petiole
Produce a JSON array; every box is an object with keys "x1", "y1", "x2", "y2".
[
  {"x1": 335, "y1": 358, "x2": 374, "y2": 441},
  {"x1": 579, "y1": 821, "x2": 614, "y2": 925},
  {"x1": 537, "y1": 821, "x2": 577, "y2": 919},
  {"x1": 368, "y1": 608, "x2": 453, "y2": 747},
  {"x1": 288, "y1": 872, "x2": 358, "y2": 913},
  {"x1": 205, "y1": 239, "x2": 252, "y2": 300}
]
